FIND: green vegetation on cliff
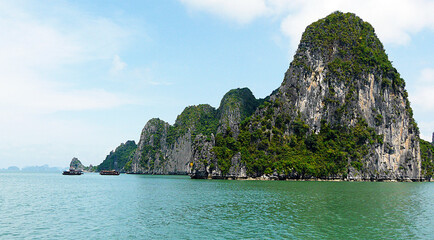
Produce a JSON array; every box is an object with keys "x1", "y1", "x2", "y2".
[
  {"x1": 131, "y1": 12, "x2": 422, "y2": 180},
  {"x1": 420, "y1": 139, "x2": 434, "y2": 179},
  {"x1": 295, "y1": 11, "x2": 418, "y2": 133},
  {"x1": 98, "y1": 140, "x2": 137, "y2": 172},
  {"x1": 299, "y1": 11, "x2": 395, "y2": 79},
  {"x1": 167, "y1": 104, "x2": 219, "y2": 145},
  {"x1": 137, "y1": 88, "x2": 261, "y2": 172},
  {"x1": 139, "y1": 119, "x2": 167, "y2": 171},
  {"x1": 218, "y1": 88, "x2": 260, "y2": 120},
  {"x1": 166, "y1": 88, "x2": 259, "y2": 146},
  {"x1": 215, "y1": 110, "x2": 383, "y2": 178},
  {"x1": 213, "y1": 12, "x2": 400, "y2": 179}
]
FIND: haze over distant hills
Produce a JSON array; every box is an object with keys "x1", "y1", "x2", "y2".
[{"x1": 0, "y1": 165, "x2": 65, "y2": 173}]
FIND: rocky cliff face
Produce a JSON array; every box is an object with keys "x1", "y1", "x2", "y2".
[
  {"x1": 190, "y1": 12, "x2": 421, "y2": 181},
  {"x1": 268, "y1": 11, "x2": 420, "y2": 180},
  {"x1": 130, "y1": 12, "x2": 422, "y2": 181},
  {"x1": 130, "y1": 88, "x2": 259, "y2": 175},
  {"x1": 70, "y1": 157, "x2": 85, "y2": 171},
  {"x1": 420, "y1": 139, "x2": 434, "y2": 180},
  {"x1": 217, "y1": 88, "x2": 261, "y2": 137},
  {"x1": 97, "y1": 140, "x2": 137, "y2": 172}
]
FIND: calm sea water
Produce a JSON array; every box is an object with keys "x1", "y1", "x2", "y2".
[{"x1": 0, "y1": 173, "x2": 433, "y2": 239}]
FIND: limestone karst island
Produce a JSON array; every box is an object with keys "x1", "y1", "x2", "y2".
[
  {"x1": 5, "y1": 3, "x2": 434, "y2": 239},
  {"x1": 94, "y1": 12, "x2": 434, "y2": 181}
]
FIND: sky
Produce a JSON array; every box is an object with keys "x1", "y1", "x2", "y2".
[{"x1": 0, "y1": 0, "x2": 433, "y2": 168}]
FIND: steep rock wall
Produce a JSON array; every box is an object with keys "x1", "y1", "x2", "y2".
[
  {"x1": 130, "y1": 12, "x2": 422, "y2": 181},
  {"x1": 190, "y1": 12, "x2": 421, "y2": 181},
  {"x1": 131, "y1": 118, "x2": 193, "y2": 174},
  {"x1": 131, "y1": 89, "x2": 259, "y2": 176}
]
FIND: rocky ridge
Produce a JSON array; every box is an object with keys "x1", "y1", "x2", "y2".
[
  {"x1": 126, "y1": 12, "x2": 425, "y2": 181},
  {"x1": 130, "y1": 88, "x2": 260, "y2": 175},
  {"x1": 69, "y1": 157, "x2": 85, "y2": 171},
  {"x1": 97, "y1": 140, "x2": 137, "y2": 172}
]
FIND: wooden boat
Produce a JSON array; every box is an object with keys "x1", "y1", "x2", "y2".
[
  {"x1": 62, "y1": 169, "x2": 83, "y2": 175},
  {"x1": 99, "y1": 170, "x2": 120, "y2": 175}
]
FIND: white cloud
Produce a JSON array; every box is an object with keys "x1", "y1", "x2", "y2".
[
  {"x1": 110, "y1": 55, "x2": 127, "y2": 75},
  {"x1": 279, "y1": 0, "x2": 434, "y2": 48},
  {"x1": 0, "y1": 2, "x2": 134, "y2": 113},
  {"x1": 419, "y1": 121, "x2": 434, "y2": 142},
  {"x1": 180, "y1": 0, "x2": 269, "y2": 24},
  {"x1": 408, "y1": 68, "x2": 434, "y2": 142},
  {"x1": 0, "y1": 111, "x2": 122, "y2": 168},
  {"x1": 0, "y1": 3, "x2": 130, "y2": 69},
  {"x1": 0, "y1": 69, "x2": 134, "y2": 114},
  {"x1": 0, "y1": 1, "x2": 138, "y2": 168},
  {"x1": 410, "y1": 68, "x2": 434, "y2": 112},
  {"x1": 179, "y1": 0, "x2": 434, "y2": 46},
  {"x1": 130, "y1": 67, "x2": 173, "y2": 86},
  {"x1": 419, "y1": 68, "x2": 434, "y2": 83},
  {"x1": 108, "y1": 63, "x2": 173, "y2": 87}
]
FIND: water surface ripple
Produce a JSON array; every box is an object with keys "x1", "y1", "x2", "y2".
[{"x1": 0, "y1": 173, "x2": 433, "y2": 239}]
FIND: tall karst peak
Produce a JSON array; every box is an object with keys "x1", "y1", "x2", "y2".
[
  {"x1": 218, "y1": 88, "x2": 257, "y2": 117},
  {"x1": 194, "y1": 11, "x2": 420, "y2": 180},
  {"x1": 217, "y1": 87, "x2": 260, "y2": 137},
  {"x1": 119, "y1": 12, "x2": 423, "y2": 181},
  {"x1": 297, "y1": 11, "x2": 383, "y2": 62},
  {"x1": 250, "y1": 11, "x2": 420, "y2": 180}
]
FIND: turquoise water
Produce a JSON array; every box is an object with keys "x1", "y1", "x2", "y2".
[{"x1": 0, "y1": 173, "x2": 433, "y2": 239}]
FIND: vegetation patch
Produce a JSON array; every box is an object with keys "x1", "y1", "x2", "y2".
[
  {"x1": 420, "y1": 139, "x2": 434, "y2": 179},
  {"x1": 98, "y1": 140, "x2": 137, "y2": 171}
]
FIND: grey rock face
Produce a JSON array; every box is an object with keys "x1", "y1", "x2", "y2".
[
  {"x1": 268, "y1": 64, "x2": 420, "y2": 180},
  {"x1": 189, "y1": 134, "x2": 216, "y2": 178},
  {"x1": 131, "y1": 12, "x2": 421, "y2": 181},
  {"x1": 70, "y1": 157, "x2": 84, "y2": 171},
  {"x1": 190, "y1": 12, "x2": 421, "y2": 181},
  {"x1": 131, "y1": 89, "x2": 259, "y2": 176},
  {"x1": 272, "y1": 19, "x2": 420, "y2": 180},
  {"x1": 217, "y1": 88, "x2": 259, "y2": 138},
  {"x1": 131, "y1": 118, "x2": 192, "y2": 174}
]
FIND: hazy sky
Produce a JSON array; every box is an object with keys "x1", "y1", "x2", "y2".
[{"x1": 1, "y1": 0, "x2": 433, "y2": 168}]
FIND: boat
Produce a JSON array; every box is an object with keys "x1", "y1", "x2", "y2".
[
  {"x1": 62, "y1": 169, "x2": 83, "y2": 175},
  {"x1": 99, "y1": 170, "x2": 120, "y2": 175}
]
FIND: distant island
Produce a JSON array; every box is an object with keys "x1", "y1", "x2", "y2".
[
  {"x1": 91, "y1": 11, "x2": 433, "y2": 181},
  {"x1": 66, "y1": 157, "x2": 96, "y2": 173},
  {"x1": 1, "y1": 158, "x2": 95, "y2": 173},
  {"x1": 0, "y1": 165, "x2": 65, "y2": 173}
]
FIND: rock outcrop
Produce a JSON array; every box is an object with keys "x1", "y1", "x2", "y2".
[
  {"x1": 127, "y1": 12, "x2": 422, "y2": 181},
  {"x1": 130, "y1": 88, "x2": 259, "y2": 174},
  {"x1": 265, "y1": 11, "x2": 420, "y2": 180},
  {"x1": 217, "y1": 88, "x2": 261, "y2": 137},
  {"x1": 131, "y1": 117, "x2": 193, "y2": 174},
  {"x1": 97, "y1": 140, "x2": 137, "y2": 172},
  {"x1": 69, "y1": 157, "x2": 85, "y2": 171},
  {"x1": 420, "y1": 139, "x2": 434, "y2": 180},
  {"x1": 190, "y1": 12, "x2": 421, "y2": 181}
]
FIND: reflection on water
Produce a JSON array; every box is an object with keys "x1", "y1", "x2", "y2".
[{"x1": 0, "y1": 173, "x2": 433, "y2": 239}]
